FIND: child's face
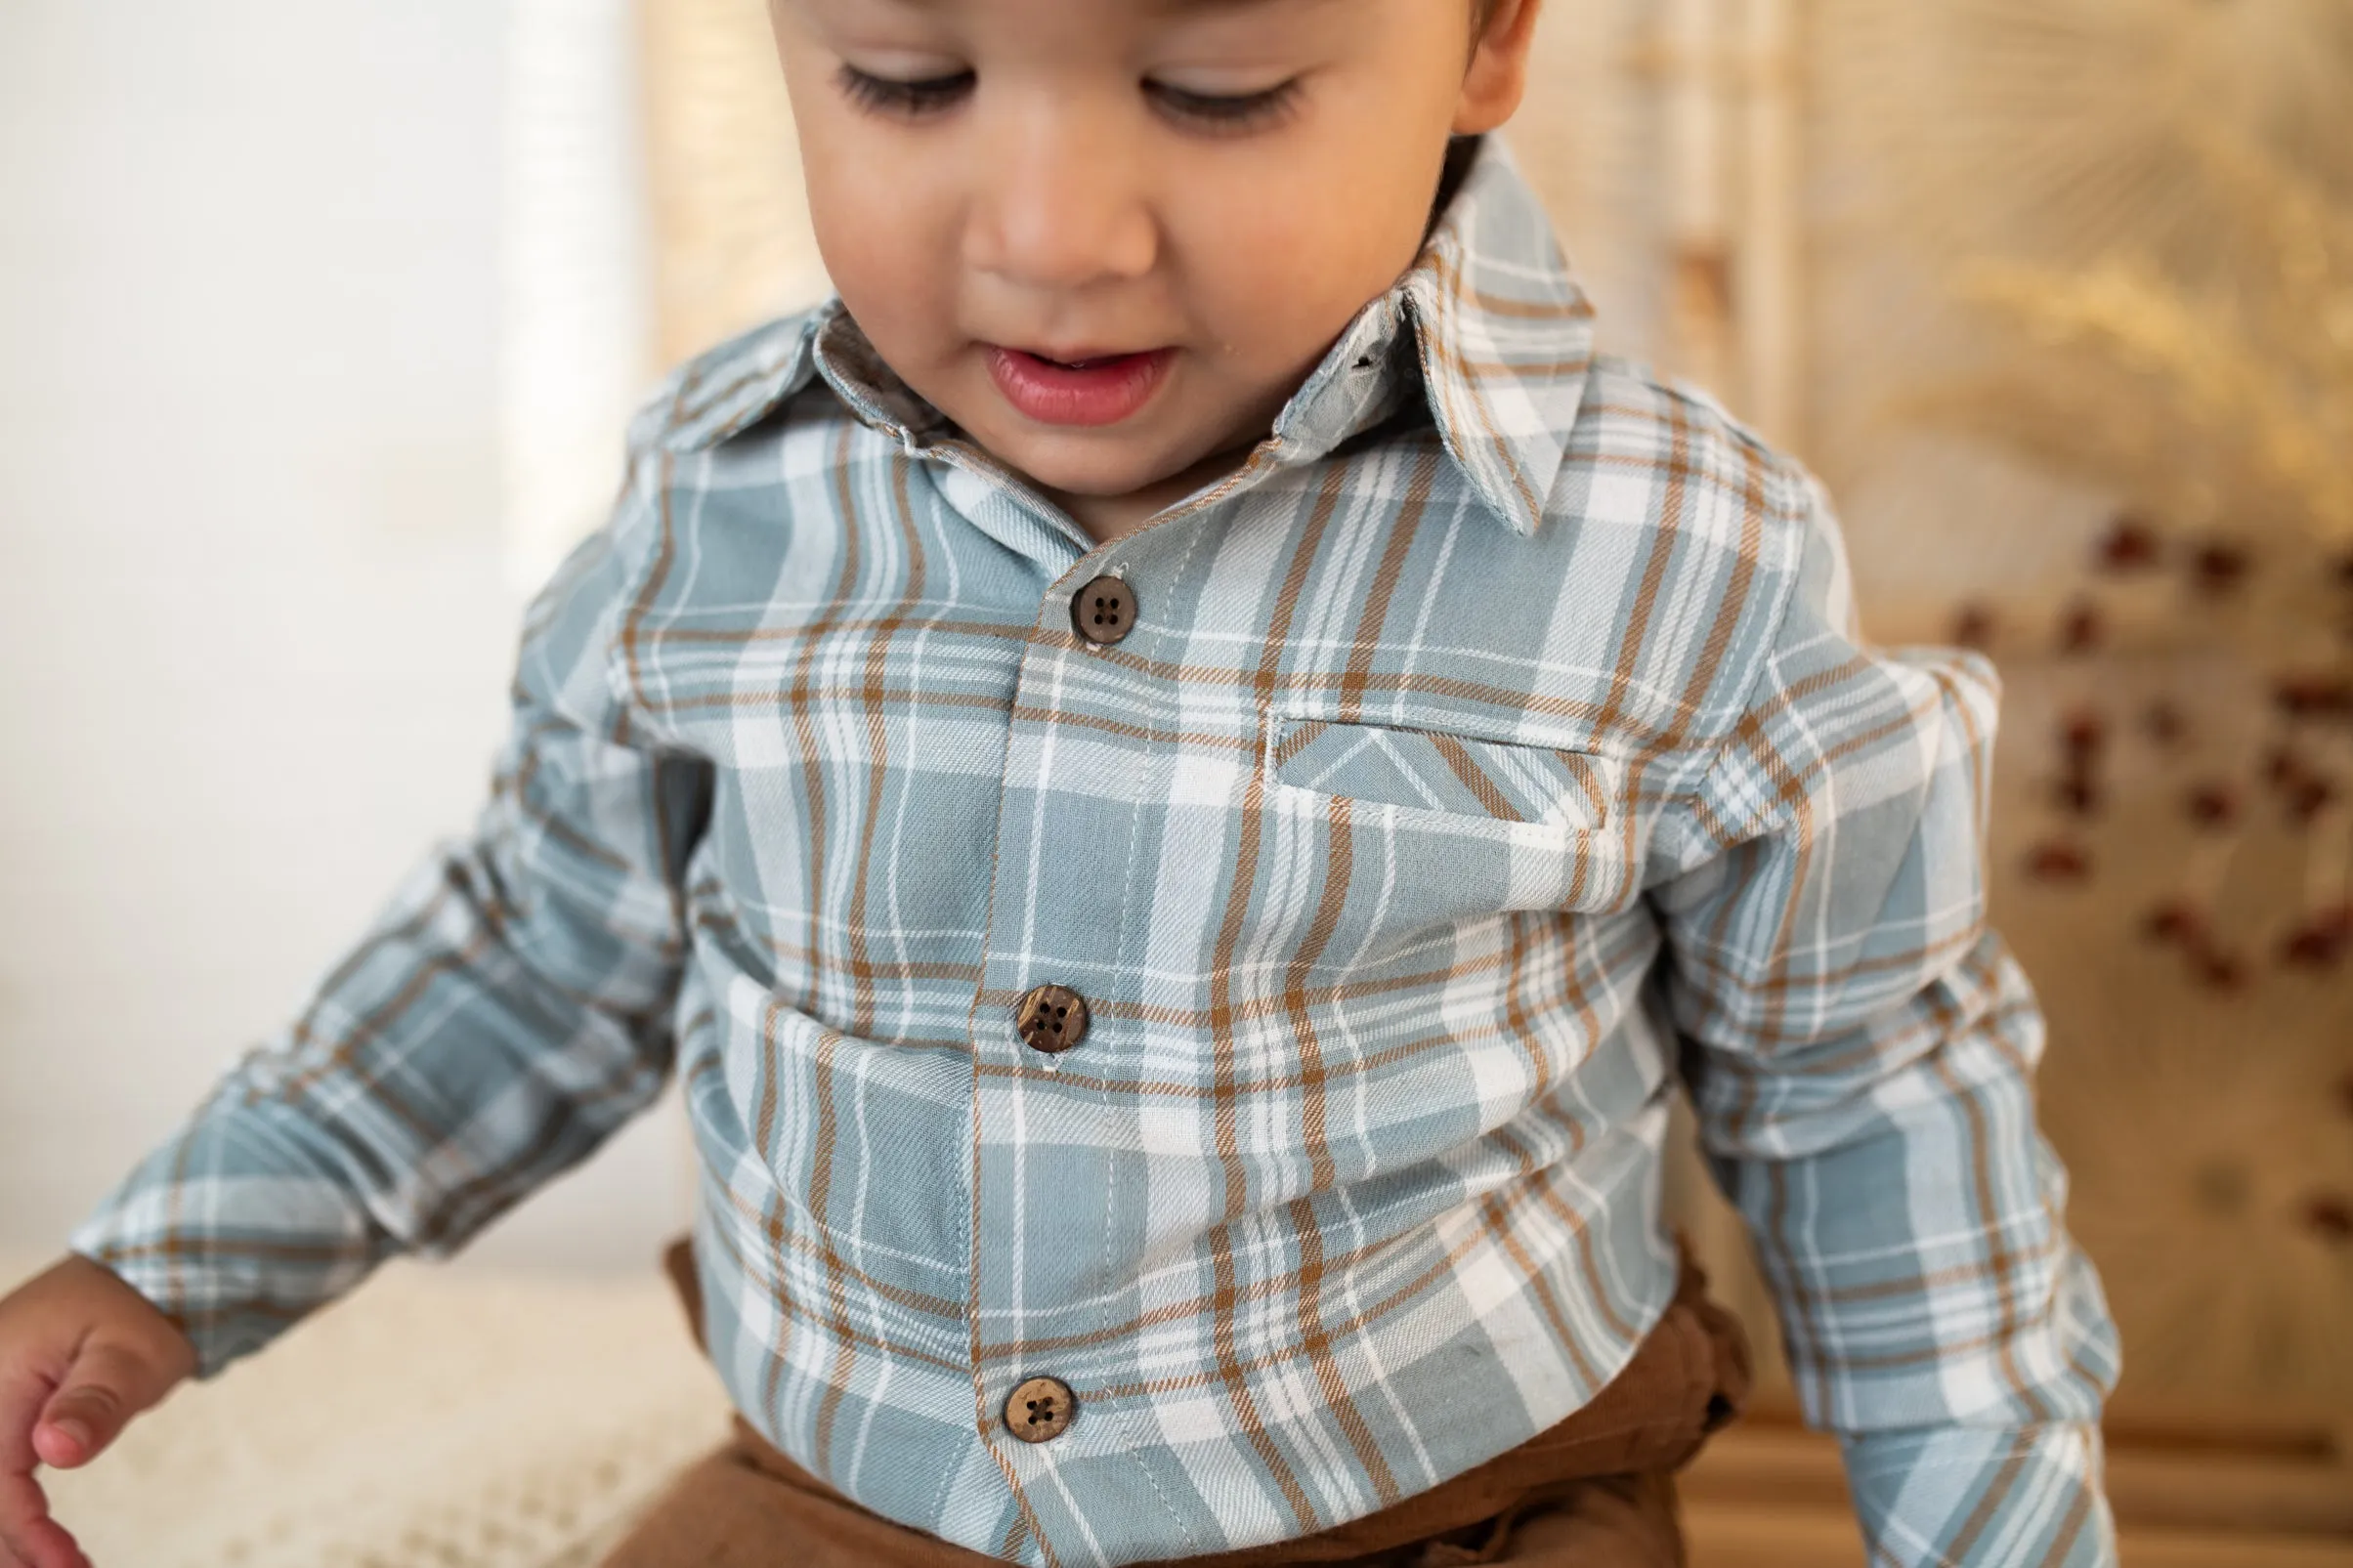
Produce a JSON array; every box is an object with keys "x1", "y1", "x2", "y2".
[{"x1": 769, "y1": 0, "x2": 1535, "y2": 534}]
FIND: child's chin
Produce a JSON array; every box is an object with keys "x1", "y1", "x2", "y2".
[{"x1": 998, "y1": 433, "x2": 1187, "y2": 499}]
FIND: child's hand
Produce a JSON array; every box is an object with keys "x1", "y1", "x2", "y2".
[{"x1": 0, "y1": 1255, "x2": 197, "y2": 1568}]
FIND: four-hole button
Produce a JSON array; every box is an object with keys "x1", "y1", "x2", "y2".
[
  {"x1": 1013, "y1": 984, "x2": 1091, "y2": 1055},
  {"x1": 1071, "y1": 576, "x2": 1135, "y2": 646},
  {"x1": 1005, "y1": 1376, "x2": 1076, "y2": 1443}
]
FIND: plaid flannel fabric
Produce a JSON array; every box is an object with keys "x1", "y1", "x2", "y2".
[{"x1": 72, "y1": 135, "x2": 2119, "y2": 1566}]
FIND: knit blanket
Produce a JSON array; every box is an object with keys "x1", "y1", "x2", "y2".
[{"x1": 12, "y1": 1252, "x2": 733, "y2": 1568}]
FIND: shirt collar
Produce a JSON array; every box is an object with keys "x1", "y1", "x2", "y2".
[
  {"x1": 1265, "y1": 133, "x2": 1597, "y2": 536},
  {"x1": 664, "y1": 133, "x2": 1596, "y2": 538}
]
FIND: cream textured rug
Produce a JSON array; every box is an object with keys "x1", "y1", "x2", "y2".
[{"x1": 13, "y1": 1252, "x2": 732, "y2": 1568}]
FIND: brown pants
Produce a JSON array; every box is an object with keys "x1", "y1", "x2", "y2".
[{"x1": 598, "y1": 1232, "x2": 1753, "y2": 1568}]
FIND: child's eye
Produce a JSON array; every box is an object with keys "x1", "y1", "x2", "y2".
[
  {"x1": 1148, "y1": 79, "x2": 1303, "y2": 134},
  {"x1": 834, "y1": 64, "x2": 975, "y2": 118},
  {"x1": 831, "y1": 63, "x2": 1300, "y2": 135}
]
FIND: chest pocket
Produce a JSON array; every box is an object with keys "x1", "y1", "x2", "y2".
[{"x1": 1269, "y1": 717, "x2": 1612, "y2": 831}]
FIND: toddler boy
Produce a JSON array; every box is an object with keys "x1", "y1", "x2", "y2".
[{"x1": 0, "y1": 0, "x2": 2121, "y2": 1564}]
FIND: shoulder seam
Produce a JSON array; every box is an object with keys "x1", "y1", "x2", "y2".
[
  {"x1": 1674, "y1": 449, "x2": 1819, "y2": 842},
  {"x1": 636, "y1": 307, "x2": 830, "y2": 455},
  {"x1": 592, "y1": 442, "x2": 673, "y2": 744}
]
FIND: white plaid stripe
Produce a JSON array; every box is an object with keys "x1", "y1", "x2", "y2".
[{"x1": 71, "y1": 134, "x2": 2118, "y2": 1567}]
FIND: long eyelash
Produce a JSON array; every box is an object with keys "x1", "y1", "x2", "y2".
[
  {"x1": 833, "y1": 64, "x2": 973, "y2": 117},
  {"x1": 830, "y1": 64, "x2": 1301, "y2": 132},
  {"x1": 1151, "y1": 79, "x2": 1303, "y2": 131}
]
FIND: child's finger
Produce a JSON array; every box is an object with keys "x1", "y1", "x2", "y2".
[
  {"x1": 0, "y1": 1374, "x2": 51, "y2": 1537},
  {"x1": 30, "y1": 1341, "x2": 175, "y2": 1470},
  {"x1": 0, "y1": 1469, "x2": 86, "y2": 1568},
  {"x1": 0, "y1": 1372, "x2": 85, "y2": 1568}
]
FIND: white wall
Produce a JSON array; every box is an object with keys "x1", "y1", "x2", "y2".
[{"x1": 0, "y1": 3, "x2": 686, "y2": 1273}]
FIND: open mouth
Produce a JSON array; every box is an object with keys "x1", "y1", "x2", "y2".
[
  {"x1": 986, "y1": 345, "x2": 1176, "y2": 428},
  {"x1": 1023, "y1": 350, "x2": 1145, "y2": 370}
]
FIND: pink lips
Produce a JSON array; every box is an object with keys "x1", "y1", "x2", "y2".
[{"x1": 986, "y1": 345, "x2": 1176, "y2": 427}]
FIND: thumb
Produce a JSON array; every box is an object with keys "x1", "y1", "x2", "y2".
[{"x1": 31, "y1": 1340, "x2": 181, "y2": 1469}]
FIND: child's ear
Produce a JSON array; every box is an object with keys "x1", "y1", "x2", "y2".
[{"x1": 1453, "y1": 0, "x2": 1544, "y2": 136}]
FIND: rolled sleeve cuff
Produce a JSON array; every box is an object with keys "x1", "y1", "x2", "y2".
[{"x1": 65, "y1": 1119, "x2": 394, "y2": 1379}]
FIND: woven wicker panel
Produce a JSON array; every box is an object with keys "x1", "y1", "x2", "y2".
[
  {"x1": 1989, "y1": 654, "x2": 2353, "y2": 1414},
  {"x1": 1802, "y1": 0, "x2": 2353, "y2": 642}
]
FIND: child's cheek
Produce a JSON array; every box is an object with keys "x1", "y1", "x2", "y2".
[
  {"x1": 799, "y1": 150, "x2": 956, "y2": 355},
  {"x1": 1175, "y1": 159, "x2": 1432, "y2": 386}
]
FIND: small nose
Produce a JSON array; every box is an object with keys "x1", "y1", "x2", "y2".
[{"x1": 963, "y1": 100, "x2": 1157, "y2": 290}]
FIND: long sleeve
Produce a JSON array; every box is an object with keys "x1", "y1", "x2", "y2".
[
  {"x1": 67, "y1": 456, "x2": 711, "y2": 1378},
  {"x1": 1648, "y1": 486, "x2": 2124, "y2": 1565}
]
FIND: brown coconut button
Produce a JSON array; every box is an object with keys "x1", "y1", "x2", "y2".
[
  {"x1": 1013, "y1": 984, "x2": 1091, "y2": 1055},
  {"x1": 1070, "y1": 576, "x2": 1135, "y2": 646},
  {"x1": 1005, "y1": 1377, "x2": 1076, "y2": 1443}
]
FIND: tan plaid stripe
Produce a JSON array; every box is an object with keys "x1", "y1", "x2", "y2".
[{"x1": 71, "y1": 135, "x2": 2118, "y2": 1566}]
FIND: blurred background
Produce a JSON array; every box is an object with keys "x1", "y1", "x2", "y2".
[
  {"x1": 2, "y1": 1, "x2": 2348, "y2": 1562},
  {"x1": 0, "y1": 2, "x2": 685, "y2": 1280}
]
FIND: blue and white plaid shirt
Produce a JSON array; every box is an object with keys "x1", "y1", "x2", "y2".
[{"x1": 73, "y1": 134, "x2": 2120, "y2": 1566}]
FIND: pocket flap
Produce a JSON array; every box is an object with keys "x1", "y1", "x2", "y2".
[{"x1": 1269, "y1": 718, "x2": 1611, "y2": 829}]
